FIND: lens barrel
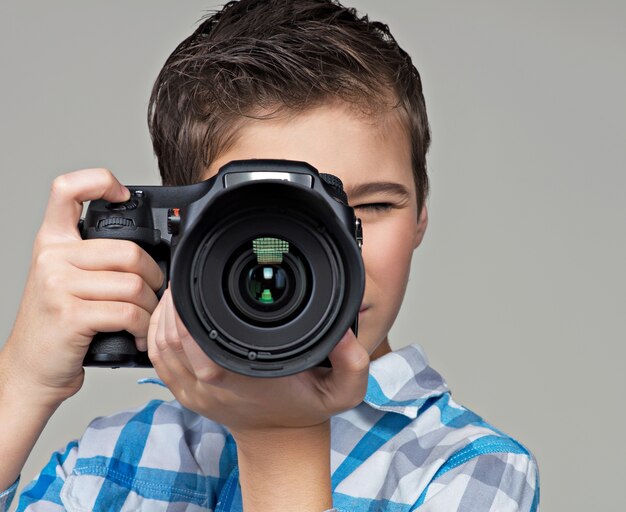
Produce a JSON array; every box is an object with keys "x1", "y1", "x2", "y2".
[{"x1": 170, "y1": 174, "x2": 363, "y2": 377}]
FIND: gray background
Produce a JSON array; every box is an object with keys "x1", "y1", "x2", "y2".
[{"x1": 1, "y1": 1, "x2": 624, "y2": 510}]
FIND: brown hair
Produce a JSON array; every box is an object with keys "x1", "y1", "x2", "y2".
[{"x1": 148, "y1": 0, "x2": 430, "y2": 213}]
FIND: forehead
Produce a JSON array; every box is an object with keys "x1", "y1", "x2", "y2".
[{"x1": 203, "y1": 104, "x2": 414, "y2": 194}]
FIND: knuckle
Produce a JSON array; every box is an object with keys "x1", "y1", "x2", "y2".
[
  {"x1": 42, "y1": 271, "x2": 63, "y2": 293},
  {"x1": 50, "y1": 174, "x2": 71, "y2": 197},
  {"x1": 154, "y1": 332, "x2": 168, "y2": 352},
  {"x1": 125, "y1": 274, "x2": 145, "y2": 298},
  {"x1": 121, "y1": 303, "x2": 142, "y2": 326},
  {"x1": 34, "y1": 246, "x2": 57, "y2": 270},
  {"x1": 124, "y1": 242, "x2": 145, "y2": 269},
  {"x1": 166, "y1": 334, "x2": 184, "y2": 353},
  {"x1": 196, "y1": 365, "x2": 223, "y2": 385},
  {"x1": 353, "y1": 354, "x2": 370, "y2": 373}
]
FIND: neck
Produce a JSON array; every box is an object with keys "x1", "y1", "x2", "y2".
[{"x1": 370, "y1": 337, "x2": 392, "y2": 361}]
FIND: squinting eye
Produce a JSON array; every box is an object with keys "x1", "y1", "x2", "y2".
[{"x1": 354, "y1": 203, "x2": 393, "y2": 212}]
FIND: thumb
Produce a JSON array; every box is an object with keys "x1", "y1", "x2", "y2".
[
  {"x1": 327, "y1": 329, "x2": 370, "y2": 373},
  {"x1": 323, "y1": 330, "x2": 370, "y2": 411}
]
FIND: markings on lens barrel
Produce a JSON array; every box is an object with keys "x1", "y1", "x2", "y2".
[
  {"x1": 209, "y1": 330, "x2": 218, "y2": 339},
  {"x1": 247, "y1": 351, "x2": 257, "y2": 361}
]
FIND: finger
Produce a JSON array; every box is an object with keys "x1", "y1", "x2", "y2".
[
  {"x1": 80, "y1": 301, "x2": 152, "y2": 342},
  {"x1": 146, "y1": 291, "x2": 167, "y2": 353},
  {"x1": 40, "y1": 168, "x2": 130, "y2": 238},
  {"x1": 163, "y1": 289, "x2": 193, "y2": 373},
  {"x1": 64, "y1": 239, "x2": 164, "y2": 291},
  {"x1": 155, "y1": 289, "x2": 169, "y2": 353},
  {"x1": 150, "y1": 290, "x2": 195, "y2": 391},
  {"x1": 69, "y1": 270, "x2": 159, "y2": 314},
  {"x1": 327, "y1": 329, "x2": 370, "y2": 374},
  {"x1": 148, "y1": 308, "x2": 183, "y2": 391},
  {"x1": 323, "y1": 330, "x2": 370, "y2": 409},
  {"x1": 172, "y1": 295, "x2": 225, "y2": 386}
]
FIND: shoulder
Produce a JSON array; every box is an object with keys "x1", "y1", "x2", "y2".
[
  {"x1": 73, "y1": 397, "x2": 236, "y2": 479},
  {"x1": 19, "y1": 399, "x2": 236, "y2": 512},
  {"x1": 330, "y1": 344, "x2": 539, "y2": 511},
  {"x1": 412, "y1": 394, "x2": 540, "y2": 511}
]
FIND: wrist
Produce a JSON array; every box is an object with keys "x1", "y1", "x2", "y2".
[
  {"x1": 0, "y1": 353, "x2": 61, "y2": 492},
  {"x1": 0, "y1": 374, "x2": 61, "y2": 420},
  {"x1": 0, "y1": 347, "x2": 73, "y2": 413}
]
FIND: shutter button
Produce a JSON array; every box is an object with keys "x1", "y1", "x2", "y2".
[{"x1": 107, "y1": 192, "x2": 141, "y2": 211}]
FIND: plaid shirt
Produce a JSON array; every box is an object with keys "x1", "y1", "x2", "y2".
[{"x1": 2, "y1": 344, "x2": 539, "y2": 511}]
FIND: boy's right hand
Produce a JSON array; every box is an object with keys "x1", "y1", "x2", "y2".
[{"x1": 0, "y1": 168, "x2": 163, "y2": 410}]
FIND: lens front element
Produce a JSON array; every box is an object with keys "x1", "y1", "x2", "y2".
[
  {"x1": 248, "y1": 237, "x2": 289, "y2": 306},
  {"x1": 226, "y1": 236, "x2": 309, "y2": 326},
  {"x1": 247, "y1": 265, "x2": 287, "y2": 305}
]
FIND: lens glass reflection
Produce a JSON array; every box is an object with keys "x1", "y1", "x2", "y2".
[{"x1": 246, "y1": 265, "x2": 288, "y2": 305}]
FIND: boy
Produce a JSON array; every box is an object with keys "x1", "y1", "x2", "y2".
[{"x1": 0, "y1": 0, "x2": 539, "y2": 510}]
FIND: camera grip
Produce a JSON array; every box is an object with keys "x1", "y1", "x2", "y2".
[{"x1": 83, "y1": 331, "x2": 153, "y2": 368}]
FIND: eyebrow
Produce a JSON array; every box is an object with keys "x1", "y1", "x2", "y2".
[{"x1": 344, "y1": 181, "x2": 411, "y2": 200}]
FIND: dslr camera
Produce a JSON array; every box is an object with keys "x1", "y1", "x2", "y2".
[{"x1": 80, "y1": 159, "x2": 364, "y2": 377}]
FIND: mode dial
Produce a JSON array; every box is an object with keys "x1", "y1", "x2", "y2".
[
  {"x1": 320, "y1": 173, "x2": 348, "y2": 204},
  {"x1": 97, "y1": 217, "x2": 135, "y2": 229}
]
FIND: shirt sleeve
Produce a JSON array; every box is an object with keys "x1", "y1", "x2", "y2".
[
  {"x1": 12, "y1": 440, "x2": 79, "y2": 511},
  {"x1": 0, "y1": 478, "x2": 19, "y2": 512},
  {"x1": 415, "y1": 451, "x2": 539, "y2": 511}
]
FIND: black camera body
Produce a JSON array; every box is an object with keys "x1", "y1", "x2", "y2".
[{"x1": 81, "y1": 159, "x2": 364, "y2": 377}]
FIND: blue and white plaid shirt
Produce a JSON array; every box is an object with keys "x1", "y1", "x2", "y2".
[{"x1": 2, "y1": 344, "x2": 539, "y2": 511}]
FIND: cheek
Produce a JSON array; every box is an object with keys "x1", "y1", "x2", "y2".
[{"x1": 361, "y1": 218, "x2": 417, "y2": 299}]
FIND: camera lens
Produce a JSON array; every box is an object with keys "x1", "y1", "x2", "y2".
[
  {"x1": 225, "y1": 236, "x2": 310, "y2": 326},
  {"x1": 171, "y1": 173, "x2": 364, "y2": 377}
]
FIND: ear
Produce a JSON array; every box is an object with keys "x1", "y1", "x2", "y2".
[{"x1": 413, "y1": 204, "x2": 428, "y2": 249}]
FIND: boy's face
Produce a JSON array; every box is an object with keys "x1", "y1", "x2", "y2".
[{"x1": 203, "y1": 103, "x2": 427, "y2": 358}]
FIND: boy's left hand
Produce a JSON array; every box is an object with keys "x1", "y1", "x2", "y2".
[{"x1": 147, "y1": 288, "x2": 370, "y2": 437}]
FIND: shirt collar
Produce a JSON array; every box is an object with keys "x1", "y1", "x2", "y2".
[{"x1": 363, "y1": 343, "x2": 449, "y2": 419}]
